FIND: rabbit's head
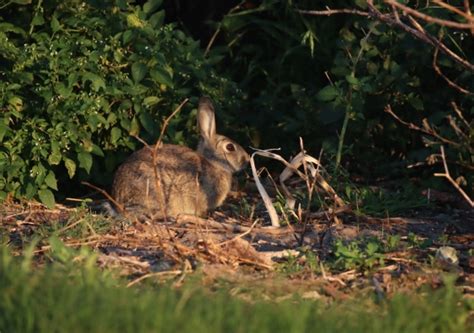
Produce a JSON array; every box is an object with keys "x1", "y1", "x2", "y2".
[{"x1": 197, "y1": 97, "x2": 249, "y2": 173}]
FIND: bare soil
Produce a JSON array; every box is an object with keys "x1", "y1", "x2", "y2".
[{"x1": 1, "y1": 191, "x2": 473, "y2": 302}]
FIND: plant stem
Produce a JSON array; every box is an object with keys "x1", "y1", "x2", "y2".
[{"x1": 336, "y1": 103, "x2": 351, "y2": 169}]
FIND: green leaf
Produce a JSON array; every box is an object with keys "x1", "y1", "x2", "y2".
[
  {"x1": 64, "y1": 158, "x2": 76, "y2": 178},
  {"x1": 126, "y1": 14, "x2": 145, "y2": 28},
  {"x1": 51, "y1": 14, "x2": 61, "y2": 32},
  {"x1": 78, "y1": 152, "x2": 93, "y2": 174},
  {"x1": 48, "y1": 141, "x2": 62, "y2": 165},
  {"x1": 345, "y1": 74, "x2": 359, "y2": 86},
  {"x1": 122, "y1": 30, "x2": 135, "y2": 44},
  {"x1": 44, "y1": 171, "x2": 58, "y2": 190},
  {"x1": 143, "y1": 96, "x2": 161, "y2": 107},
  {"x1": 48, "y1": 151, "x2": 61, "y2": 165},
  {"x1": 55, "y1": 82, "x2": 72, "y2": 98},
  {"x1": 8, "y1": 96, "x2": 23, "y2": 112},
  {"x1": 119, "y1": 100, "x2": 133, "y2": 111},
  {"x1": 130, "y1": 117, "x2": 140, "y2": 136},
  {"x1": 25, "y1": 182, "x2": 36, "y2": 198},
  {"x1": 139, "y1": 112, "x2": 155, "y2": 134},
  {"x1": 116, "y1": 0, "x2": 127, "y2": 9},
  {"x1": 143, "y1": 0, "x2": 163, "y2": 14},
  {"x1": 38, "y1": 189, "x2": 55, "y2": 209},
  {"x1": 131, "y1": 62, "x2": 148, "y2": 83},
  {"x1": 32, "y1": 163, "x2": 47, "y2": 184},
  {"x1": 317, "y1": 85, "x2": 339, "y2": 102},
  {"x1": 149, "y1": 10, "x2": 165, "y2": 28},
  {"x1": 91, "y1": 144, "x2": 104, "y2": 157},
  {"x1": 83, "y1": 72, "x2": 105, "y2": 91},
  {"x1": 111, "y1": 127, "x2": 122, "y2": 144},
  {"x1": 150, "y1": 68, "x2": 173, "y2": 87},
  {"x1": 31, "y1": 13, "x2": 45, "y2": 27},
  {"x1": 0, "y1": 122, "x2": 9, "y2": 142}
]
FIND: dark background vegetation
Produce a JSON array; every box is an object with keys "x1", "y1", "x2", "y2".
[{"x1": 0, "y1": 0, "x2": 472, "y2": 207}]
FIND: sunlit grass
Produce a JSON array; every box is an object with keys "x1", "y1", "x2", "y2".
[{"x1": 0, "y1": 244, "x2": 472, "y2": 333}]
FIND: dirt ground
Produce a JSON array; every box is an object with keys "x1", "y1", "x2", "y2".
[{"x1": 2, "y1": 185, "x2": 473, "y2": 302}]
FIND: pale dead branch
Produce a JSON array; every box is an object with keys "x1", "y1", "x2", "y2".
[
  {"x1": 434, "y1": 146, "x2": 473, "y2": 207},
  {"x1": 385, "y1": 0, "x2": 474, "y2": 30},
  {"x1": 250, "y1": 149, "x2": 281, "y2": 227},
  {"x1": 298, "y1": 1, "x2": 474, "y2": 72},
  {"x1": 250, "y1": 145, "x2": 345, "y2": 228},
  {"x1": 384, "y1": 105, "x2": 461, "y2": 148},
  {"x1": 433, "y1": 45, "x2": 473, "y2": 95}
]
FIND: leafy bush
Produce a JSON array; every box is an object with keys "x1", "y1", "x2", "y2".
[
  {"x1": 0, "y1": 0, "x2": 241, "y2": 206},
  {"x1": 209, "y1": 0, "x2": 473, "y2": 191}
]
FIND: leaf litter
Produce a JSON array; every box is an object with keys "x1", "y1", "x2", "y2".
[{"x1": 1, "y1": 145, "x2": 473, "y2": 303}]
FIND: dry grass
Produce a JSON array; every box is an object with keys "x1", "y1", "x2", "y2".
[{"x1": 1, "y1": 190, "x2": 473, "y2": 303}]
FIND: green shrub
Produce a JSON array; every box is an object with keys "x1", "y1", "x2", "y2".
[
  {"x1": 0, "y1": 0, "x2": 241, "y2": 206},
  {"x1": 212, "y1": 0, "x2": 473, "y2": 190}
]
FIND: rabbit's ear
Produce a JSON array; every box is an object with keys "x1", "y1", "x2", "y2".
[{"x1": 198, "y1": 97, "x2": 216, "y2": 141}]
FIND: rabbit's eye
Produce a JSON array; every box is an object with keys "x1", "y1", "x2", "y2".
[{"x1": 226, "y1": 143, "x2": 236, "y2": 152}]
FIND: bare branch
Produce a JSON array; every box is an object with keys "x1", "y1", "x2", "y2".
[
  {"x1": 432, "y1": 41, "x2": 474, "y2": 95},
  {"x1": 81, "y1": 181, "x2": 125, "y2": 214},
  {"x1": 384, "y1": 105, "x2": 461, "y2": 148},
  {"x1": 450, "y1": 102, "x2": 471, "y2": 128},
  {"x1": 297, "y1": 8, "x2": 369, "y2": 17},
  {"x1": 464, "y1": 0, "x2": 474, "y2": 35},
  {"x1": 432, "y1": 0, "x2": 473, "y2": 21},
  {"x1": 154, "y1": 98, "x2": 189, "y2": 153},
  {"x1": 151, "y1": 98, "x2": 189, "y2": 221},
  {"x1": 434, "y1": 146, "x2": 473, "y2": 207},
  {"x1": 204, "y1": 1, "x2": 246, "y2": 56},
  {"x1": 385, "y1": 0, "x2": 474, "y2": 29},
  {"x1": 366, "y1": 0, "x2": 474, "y2": 72},
  {"x1": 298, "y1": 2, "x2": 474, "y2": 71}
]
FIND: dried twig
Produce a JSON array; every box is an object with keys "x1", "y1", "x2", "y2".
[
  {"x1": 433, "y1": 0, "x2": 473, "y2": 21},
  {"x1": 432, "y1": 45, "x2": 473, "y2": 95},
  {"x1": 251, "y1": 145, "x2": 345, "y2": 227},
  {"x1": 384, "y1": 105, "x2": 461, "y2": 148},
  {"x1": 464, "y1": 0, "x2": 474, "y2": 35},
  {"x1": 299, "y1": 2, "x2": 474, "y2": 72},
  {"x1": 154, "y1": 99, "x2": 189, "y2": 153},
  {"x1": 434, "y1": 146, "x2": 473, "y2": 207},
  {"x1": 250, "y1": 149, "x2": 281, "y2": 227},
  {"x1": 126, "y1": 270, "x2": 183, "y2": 287},
  {"x1": 81, "y1": 181, "x2": 126, "y2": 214},
  {"x1": 204, "y1": 1, "x2": 245, "y2": 56},
  {"x1": 217, "y1": 218, "x2": 260, "y2": 246},
  {"x1": 150, "y1": 98, "x2": 189, "y2": 222},
  {"x1": 451, "y1": 102, "x2": 471, "y2": 129},
  {"x1": 297, "y1": 8, "x2": 369, "y2": 17},
  {"x1": 366, "y1": 0, "x2": 474, "y2": 72},
  {"x1": 385, "y1": 0, "x2": 474, "y2": 29}
]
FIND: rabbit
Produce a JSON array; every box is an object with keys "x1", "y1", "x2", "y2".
[{"x1": 111, "y1": 97, "x2": 250, "y2": 220}]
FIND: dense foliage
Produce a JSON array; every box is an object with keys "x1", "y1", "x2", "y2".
[
  {"x1": 0, "y1": 0, "x2": 472, "y2": 206},
  {"x1": 208, "y1": 0, "x2": 473, "y2": 183},
  {"x1": 0, "y1": 0, "x2": 240, "y2": 206}
]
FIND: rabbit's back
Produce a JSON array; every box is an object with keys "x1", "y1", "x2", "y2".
[{"x1": 111, "y1": 144, "x2": 233, "y2": 219}]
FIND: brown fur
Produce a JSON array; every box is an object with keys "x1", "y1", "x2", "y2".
[{"x1": 111, "y1": 97, "x2": 249, "y2": 219}]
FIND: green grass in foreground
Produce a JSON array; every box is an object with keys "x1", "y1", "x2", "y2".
[{"x1": 0, "y1": 243, "x2": 472, "y2": 333}]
